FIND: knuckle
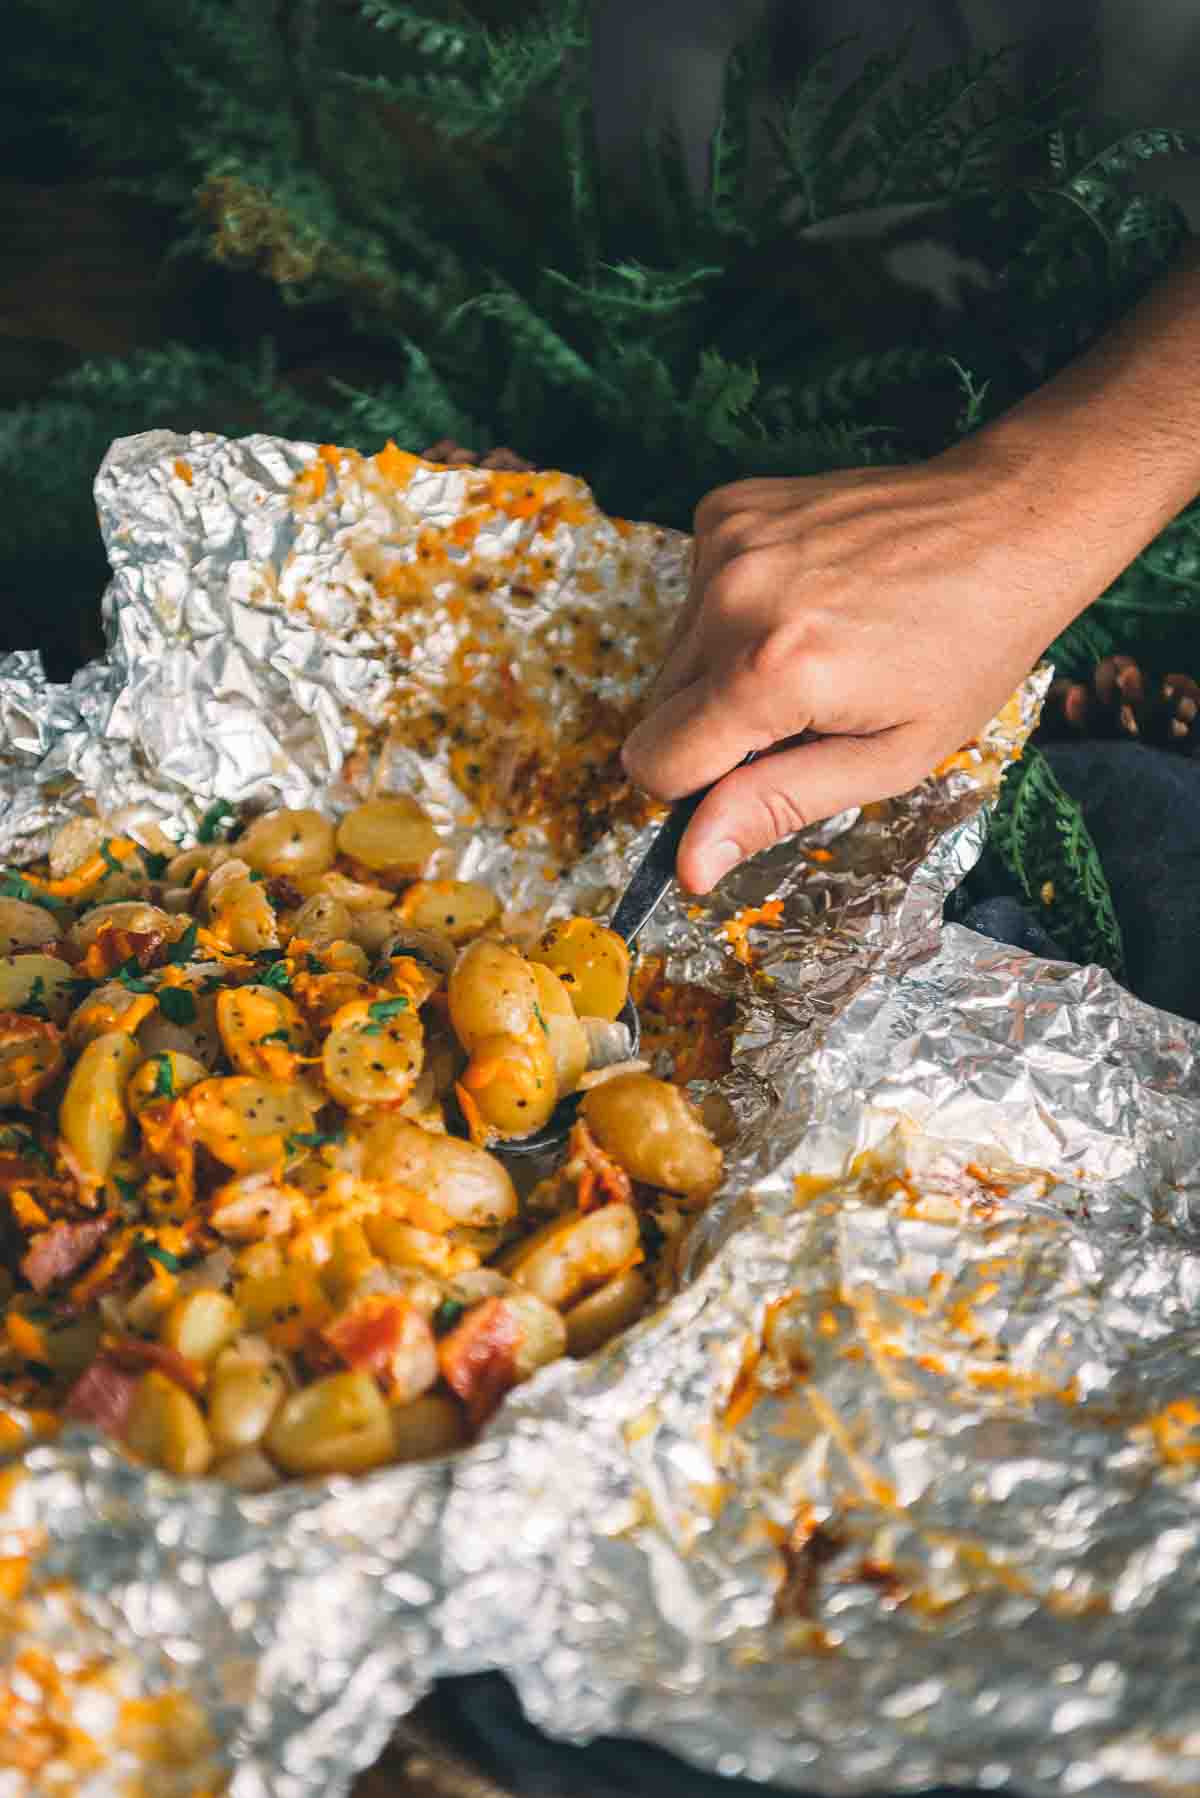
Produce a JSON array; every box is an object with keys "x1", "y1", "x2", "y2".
[
  {"x1": 751, "y1": 783, "x2": 812, "y2": 846},
  {"x1": 709, "y1": 509, "x2": 758, "y2": 558},
  {"x1": 693, "y1": 482, "x2": 753, "y2": 534}
]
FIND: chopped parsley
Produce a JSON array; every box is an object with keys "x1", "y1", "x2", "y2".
[
  {"x1": 0, "y1": 870, "x2": 65, "y2": 914},
  {"x1": 153, "y1": 1055, "x2": 176, "y2": 1099},
  {"x1": 285, "y1": 1129, "x2": 342, "y2": 1156},
  {"x1": 99, "y1": 839, "x2": 125, "y2": 875},
  {"x1": 143, "y1": 1240, "x2": 182, "y2": 1273},
  {"x1": 305, "y1": 954, "x2": 324, "y2": 974},
  {"x1": 433, "y1": 1298, "x2": 465, "y2": 1335},
  {"x1": 140, "y1": 849, "x2": 169, "y2": 880},
  {"x1": 114, "y1": 958, "x2": 154, "y2": 993},
  {"x1": 196, "y1": 800, "x2": 236, "y2": 844},
  {"x1": 533, "y1": 1002, "x2": 548, "y2": 1034},
  {"x1": 166, "y1": 922, "x2": 199, "y2": 965},
  {"x1": 368, "y1": 997, "x2": 408, "y2": 1022},
  {"x1": 259, "y1": 959, "x2": 292, "y2": 993},
  {"x1": 114, "y1": 1175, "x2": 141, "y2": 1210},
  {"x1": 157, "y1": 986, "x2": 197, "y2": 1025},
  {"x1": 248, "y1": 869, "x2": 265, "y2": 884},
  {"x1": 258, "y1": 1028, "x2": 293, "y2": 1046},
  {"x1": 19, "y1": 976, "x2": 49, "y2": 1020}
]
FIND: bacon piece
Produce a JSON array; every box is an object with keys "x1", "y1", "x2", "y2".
[
  {"x1": 64, "y1": 1358, "x2": 140, "y2": 1439},
  {"x1": 564, "y1": 1117, "x2": 633, "y2": 1213},
  {"x1": 19, "y1": 1216, "x2": 111, "y2": 1294},
  {"x1": 437, "y1": 1296, "x2": 522, "y2": 1431},
  {"x1": 323, "y1": 1295, "x2": 437, "y2": 1405},
  {"x1": 266, "y1": 876, "x2": 304, "y2": 912},
  {"x1": 102, "y1": 1335, "x2": 204, "y2": 1398},
  {"x1": 77, "y1": 925, "x2": 166, "y2": 980}
]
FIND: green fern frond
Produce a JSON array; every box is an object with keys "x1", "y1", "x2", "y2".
[
  {"x1": 355, "y1": 3, "x2": 485, "y2": 65},
  {"x1": 990, "y1": 744, "x2": 1125, "y2": 976}
]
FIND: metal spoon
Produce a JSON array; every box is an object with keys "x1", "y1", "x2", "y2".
[{"x1": 491, "y1": 761, "x2": 749, "y2": 1158}]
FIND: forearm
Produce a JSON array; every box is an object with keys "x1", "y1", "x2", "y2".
[{"x1": 969, "y1": 243, "x2": 1200, "y2": 634}]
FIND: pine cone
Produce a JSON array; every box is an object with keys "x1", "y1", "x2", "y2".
[
  {"x1": 420, "y1": 439, "x2": 536, "y2": 473},
  {"x1": 1041, "y1": 655, "x2": 1200, "y2": 752}
]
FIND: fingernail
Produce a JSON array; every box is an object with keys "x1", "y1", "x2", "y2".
[{"x1": 698, "y1": 839, "x2": 742, "y2": 890}]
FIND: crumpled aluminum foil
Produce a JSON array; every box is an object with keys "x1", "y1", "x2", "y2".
[{"x1": 4, "y1": 429, "x2": 1195, "y2": 1798}]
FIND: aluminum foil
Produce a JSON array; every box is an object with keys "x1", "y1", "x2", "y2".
[{"x1": 3, "y1": 428, "x2": 1193, "y2": 1798}]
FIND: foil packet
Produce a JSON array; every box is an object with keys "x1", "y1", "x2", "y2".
[{"x1": 3, "y1": 429, "x2": 1192, "y2": 1798}]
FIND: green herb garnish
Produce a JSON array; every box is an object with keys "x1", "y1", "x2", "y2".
[
  {"x1": 19, "y1": 976, "x2": 49, "y2": 1021},
  {"x1": 141, "y1": 849, "x2": 169, "y2": 880},
  {"x1": 433, "y1": 1299, "x2": 465, "y2": 1335},
  {"x1": 166, "y1": 921, "x2": 199, "y2": 965},
  {"x1": 285, "y1": 1129, "x2": 343, "y2": 1156},
  {"x1": 533, "y1": 1002, "x2": 548, "y2": 1033},
  {"x1": 196, "y1": 800, "x2": 236, "y2": 844},
  {"x1": 157, "y1": 986, "x2": 197, "y2": 1025},
  {"x1": 0, "y1": 871, "x2": 65, "y2": 914},
  {"x1": 153, "y1": 1054, "x2": 176, "y2": 1099},
  {"x1": 99, "y1": 839, "x2": 125, "y2": 875},
  {"x1": 259, "y1": 959, "x2": 292, "y2": 993},
  {"x1": 259, "y1": 1027, "x2": 292, "y2": 1045},
  {"x1": 115, "y1": 958, "x2": 154, "y2": 993},
  {"x1": 143, "y1": 1240, "x2": 182, "y2": 1273},
  {"x1": 368, "y1": 997, "x2": 409, "y2": 1022}
]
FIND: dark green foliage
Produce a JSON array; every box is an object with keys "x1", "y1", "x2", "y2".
[
  {"x1": 989, "y1": 746, "x2": 1125, "y2": 977},
  {"x1": 3, "y1": 0, "x2": 1200, "y2": 967}
]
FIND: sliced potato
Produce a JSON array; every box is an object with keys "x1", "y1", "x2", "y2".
[
  {"x1": 348, "y1": 907, "x2": 400, "y2": 957},
  {"x1": 580, "y1": 1073, "x2": 723, "y2": 1198},
  {"x1": 0, "y1": 896, "x2": 60, "y2": 955},
  {"x1": 48, "y1": 816, "x2": 108, "y2": 881},
  {"x1": 399, "y1": 880, "x2": 499, "y2": 945},
  {"x1": 237, "y1": 808, "x2": 337, "y2": 879},
  {"x1": 389, "y1": 1393, "x2": 469, "y2": 1464},
  {"x1": 353, "y1": 1114, "x2": 517, "y2": 1229},
  {"x1": 506, "y1": 1202, "x2": 641, "y2": 1311},
  {"x1": 206, "y1": 878, "x2": 278, "y2": 955},
  {"x1": 216, "y1": 985, "x2": 311, "y2": 1079},
  {"x1": 0, "y1": 952, "x2": 76, "y2": 1024},
  {"x1": 126, "y1": 1050, "x2": 208, "y2": 1118},
  {"x1": 460, "y1": 1031, "x2": 558, "y2": 1138},
  {"x1": 125, "y1": 1370, "x2": 213, "y2": 1477},
  {"x1": 529, "y1": 962, "x2": 588, "y2": 1097},
  {"x1": 208, "y1": 1356, "x2": 287, "y2": 1452},
  {"x1": 58, "y1": 1030, "x2": 141, "y2": 1178},
  {"x1": 529, "y1": 918, "x2": 630, "y2": 1021},
  {"x1": 336, "y1": 795, "x2": 439, "y2": 879},
  {"x1": 159, "y1": 1289, "x2": 242, "y2": 1365},
  {"x1": 68, "y1": 981, "x2": 157, "y2": 1051},
  {"x1": 289, "y1": 894, "x2": 352, "y2": 948},
  {"x1": 448, "y1": 937, "x2": 539, "y2": 1050},
  {"x1": 265, "y1": 1370, "x2": 395, "y2": 1477},
  {"x1": 564, "y1": 1267, "x2": 650, "y2": 1357},
  {"x1": 321, "y1": 996, "x2": 424, "y2": 1111},
  {"x1": 188, "y1": 1077, "x2": 313, "y2": 1173},
  {"x1": 67, "y1": 901, "x2": 172, "y2": 957}
]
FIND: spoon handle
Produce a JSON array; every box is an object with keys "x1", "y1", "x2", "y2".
[{"x1": 609, "y1": 753, "x2": 756, "y2": 949}]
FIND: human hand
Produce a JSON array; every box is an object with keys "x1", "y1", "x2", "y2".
[{"x1": 621, "y1": 442, "x2": 1110, "y2": 894}]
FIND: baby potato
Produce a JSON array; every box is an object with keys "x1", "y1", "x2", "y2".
[
  {"x1": 354, "y1": 1115, "x2": 518, "y2": 1229},
  {"x1": 68, "y1": 981, "x2": 156, "y2": 1051},
  {"x1": 125, "y1": 1373, "x2": 214, "y2": 1474},
  {"x1": 165, "y1": 845, "x2": 217, "y2": 886},
  {"x1": 212, "y1": 1448, "x2": 280, "y2": 1491},
  {"x1": 362, "y1": 1216, "x2": 481, "y2": 1280},
  {"x1": 125, "y1": 1370, "x2": 213, "y2": 1478},
  {"x1": 237, "y1": 808, "x2": 337, "y2": 879},
  {"x1": 348, "y1": 907, "x2": 400, "y2": 958},
  {"x1": 296, "y1": 869, "x2": 396, "y2": 912},
  {"x1": 507, "y1": 1202, "x2": 641, "y2": 1311},
  {"x1": 378, "y1": 924, "x2": 457, "y2": 978},
  {"x1": 208, "y1": 1355, "x2": 287, "y2": 1453},
  {"x1": 216, "y1": 985, "x2": 311, "y2": 1079},
  {"x1": 67, "y1": 901, "x2": 172, "y2": 957},
  {"x1": 335, "y1": 795, "x2": 439, "y2": 879},
  {"x1": 388, "y1": 1393, "x2": 469, "y2": 1464},
  {"x1": 529, "y1": 918, "x2": 630, "y2": 1022},
  {"x1": 503, "y1": 1288, "x2": 568, "y2": 1379},
  {"x1": 206, "y1": 878, "x2": 278, "y2": 955},
  {"x1": 448, "y1": 937, "x2": 539, "y2": 1050},
  {"x1": 321, "y1": 996, "x2": 424, "y2": 1111},
  {"x1": 564, "y1": 1267, "x2": 650, "y2": 1358},
  {"x1": 159, "y1": 1289, "x2": 242, "y2": 1365},
  {"x1": 0, "y1": 952, "x2": 76, "y2": 1024},
  {"x1": 48, "y1": 816, "x2": 107, "y2": 881},
  {"x1": 126, "y1": 1051, "x2": 208, "y2": 1117},
  {"x1": 398, "y1": 879, "x2": 499, "y2": 945},
  {"x1": 460, "y1": 1031, "x2": 558, "y2": 1139},
  {"x1": 0, "y1": 1013, "x2": 64, "y2": 1109},
  {"x1": 58, "y1": 1030, "x2": 141, "y2": 1178},
  {"x1": 529, "y1": 962, "x2": 588, "y2": 1098},
  {"x1": 265, "y1": 1369, "x2": 395, "y2": 1477},
  {"x1": 580, "y1": 1073, "x2": 723, "y2": 1199},
  {"x1": 290, "y1": 893, "x2": 352, "y2": 949},
  {"x1": 189, "y1": 1077, "x2": 314, "y2": 1173},
  {"x1": 136, "y1": 989, "x2": 223, "y2": 1070},
  {"x1": 0, "y1": 896, "x2": 60, "y2": 954}
]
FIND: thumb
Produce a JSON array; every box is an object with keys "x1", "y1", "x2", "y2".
[{"x1": 676, "y1": 728, "x2": 927, "y2": 894}]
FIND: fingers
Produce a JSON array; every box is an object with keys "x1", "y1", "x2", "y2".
[
  {"x1": 674, "y1": 729, "x2": 929, "y2": 894},
  {"x1": 623, "y1": 675, "x2": 789, "y2": 803}
]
